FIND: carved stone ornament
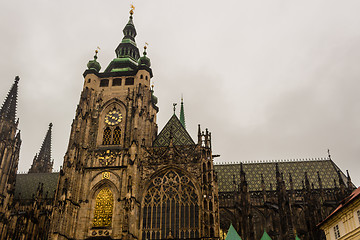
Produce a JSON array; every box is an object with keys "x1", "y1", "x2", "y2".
[{"x1": 98, "y1": 150, "x2": 116, "y2": 166}]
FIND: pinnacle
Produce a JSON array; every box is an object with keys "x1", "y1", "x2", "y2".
[
  {"x1": 179, "y1": 97, "x2": 186, "y2": 129},
  {"x1": 0, "y1": 76, "x2": 19, "y2": 123},
  {"x1": 29, "y1": 123, "x2": 53, "y2": 173}
]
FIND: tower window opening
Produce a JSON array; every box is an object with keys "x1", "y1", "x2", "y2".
[
  {"x1": 145, "y1": 76, "x2": 148, "y2": 80},
  {"x1": 140, "y1": 75, "x2": 143, "y2": 79},
  {"x1": 102, "y1": 127, "x2": 111, "y2": 145},
  {"x1": 112, "y1": 127, "x2": 121, "y2": 145},
  {"x1": 112, "y1": 78, "x2": 122, "y2": 86},
  {"x1": 125, "y1": 78, "x2": 134, "y2": 85},
  {"x1": 88, "y1": 79, "x2": 91, "y2": 83},
  {"x1": 100, "y1": 79, "x2": 109, "y2": 87}
]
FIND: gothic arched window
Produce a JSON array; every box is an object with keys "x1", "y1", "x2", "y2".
[
  {"x1": 112, "y1": 127, "x2": 121, "y2": 145},
  {"x1": 142, "y1": 170, "x2": 200, "y2": 240},
  {"x1": 93, "y1": 187, "x2": 114, "y2": 228},
  {"x1": 103, "y1": 127, "x2": 111, "y2": 145}
]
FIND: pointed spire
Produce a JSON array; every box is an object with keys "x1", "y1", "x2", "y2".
[
  {"x1": 337, "y1": 170, "x2": 345, "y2": 186},
  {"x1": 114, "y1": 6, "x2": 139, "y2": 60},
  {"x1": 0, "y1": 76, "x2": 19, "y2": 123},
  {"x1": 179, "y1": 96, "x2": 186, "y2": 129},
  {"x1": 29, "y1": 123, "x2": 53, "y2": 173},
  {"x1": 346, "y1": 170, "x2": 354, "y2": 191},
  {"x1": 304, "y1": 172, "x2": 310, "y2": 189},
  {"x1": 197, "y1": 124, "x2": 202, "y2": 145},
  {"x1": 275, "y1": 163, "x2": 281, "y2": 182},
  {"x1": 315, "y1": 171, "x2": 322, "y2": 190},
  {"x1": 39, "y1": 123, "x2": 52, "y2": 162},
  {"x1": 289, "y1": 173, "x2": 294, "y2": 191}
]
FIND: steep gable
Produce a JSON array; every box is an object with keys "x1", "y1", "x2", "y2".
[{"x1": 153, "y1": 114, "x2": 195, "y2": 147}]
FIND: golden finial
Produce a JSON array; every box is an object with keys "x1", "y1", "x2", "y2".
[
  {"x1": 95, "y1": 46, "x2": 101, "y2": 55},
  {"x1": 144, "y1": 42, "x2": 149, "y2": 50},
  {"x1": 130, "y1": 4, "x2": 135, "y2": 15}
]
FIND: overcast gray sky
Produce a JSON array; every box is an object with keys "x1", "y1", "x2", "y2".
[{"x1": 1, "y1": 0, "x2": 360, "y2": 186}]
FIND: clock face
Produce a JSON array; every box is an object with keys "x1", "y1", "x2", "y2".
[{"x1": 105, "y1": 110, "x2": 122, "y2": 125}]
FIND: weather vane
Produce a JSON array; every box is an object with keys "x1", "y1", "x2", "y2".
[{"x1": 130, "y1": 4, "x2": 135, "y2": 15}]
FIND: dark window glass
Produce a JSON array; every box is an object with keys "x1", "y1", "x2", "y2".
[
  {"x1": 100, "y1": 79, "x2": 109, "y2": 87},
  {"x1": 125, "y1": 77, "x2": 134, "y2": 85},
  {"x1": 102, "y1": 127, "x2": 111, "y2": 145},
  {"x1": 112, "y1": 127, "x2": 121, "y2": 145},
  {"x1": 112, "y1": 78, "x2": 122, "y2": 86}
]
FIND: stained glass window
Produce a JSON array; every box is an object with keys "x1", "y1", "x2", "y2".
[
  {"x1": 112, "y1": 127, "x2": 121, "y2": 145},
  {"x1": 103, "y1": 127, "x2": 111, "y2": 145},
  {"x1": 142, "y1": 170, "x2": 200, "y2": 239},
  {"x1": 93, "y1": 188, "x2": 114, "y2": 228}
]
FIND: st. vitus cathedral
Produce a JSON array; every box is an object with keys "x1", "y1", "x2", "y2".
[{"x1": 0, "y1": 9, "x2": 355, "y2": 240}]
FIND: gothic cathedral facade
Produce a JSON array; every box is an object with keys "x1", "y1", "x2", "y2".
[
  {"x1": 0, "y1": 9, "x2": 356, "y2": 240},
  {"x1": 49, "y1": 10, "x2": 220, "y2": 240}
]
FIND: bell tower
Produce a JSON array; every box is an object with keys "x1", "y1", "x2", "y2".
[{"x1": 50, "y1": 8, "x2": 159, "y2": 240}]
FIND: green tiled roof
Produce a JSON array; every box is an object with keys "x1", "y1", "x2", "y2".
[
  {"x1": 14, "y1": 172, "x2": 59, "y2": 200},
  {"x1": 225, "y1": 224, "x2": 242, "y2": 240},
  {"x1": 260, "y1": 230, "x2": 272, "y2": 240},
  {"x1": 153, "y1": 114, "x2": 195, "y2": 147},
  {"x1": 214, "y1": 159, "x2": 348, "y2": 192}
]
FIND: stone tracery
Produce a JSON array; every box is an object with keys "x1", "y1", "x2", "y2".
[{"x1": 142, "y1": 170, "x2": 200, "y2": 239}]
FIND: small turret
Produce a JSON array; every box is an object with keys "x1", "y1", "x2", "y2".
[
  {"x1": 138, "y1": 45, "x2": 151, "y2": 68},
  {"x1": 87, "y1": 50, "x2": 101, "y2": 72}
]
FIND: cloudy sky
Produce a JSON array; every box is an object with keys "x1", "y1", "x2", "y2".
[{"x1": 1, "y1": 0, "x2": 360, "y2": 185}]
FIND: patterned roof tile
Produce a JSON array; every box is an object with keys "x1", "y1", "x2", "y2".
[
  {"x1": 214, "y1": 159, "x2": 348, "y2": 192},
  {"x1": 153, "y1": 114, "x2": 195, "y2": 147}
]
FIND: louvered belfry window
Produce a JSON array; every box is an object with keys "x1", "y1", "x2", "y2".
[{"x1": 142, "y1": 170, "x2": 200, "y2": 240}]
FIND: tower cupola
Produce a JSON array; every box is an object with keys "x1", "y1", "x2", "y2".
[
  {"x1": 138, "y1": 46, "x2": 151, "y2": 68},
  {"x1": 105, "y1": 7, "x2": 140, "y2": 73},
  {"x1": 87, "y1": 50, "x2": 101, "y2": 72}
]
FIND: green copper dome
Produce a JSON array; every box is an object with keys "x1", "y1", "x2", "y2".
[
  {"x1": 151, "y1": 89, "x2": 158, "y2": 105},
  {"x1": 138, "y1": 47, "x2": 151, "y2": 67},
  {"x1": 87, "y1": 51, "x2": 101, "y2": 72}
]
